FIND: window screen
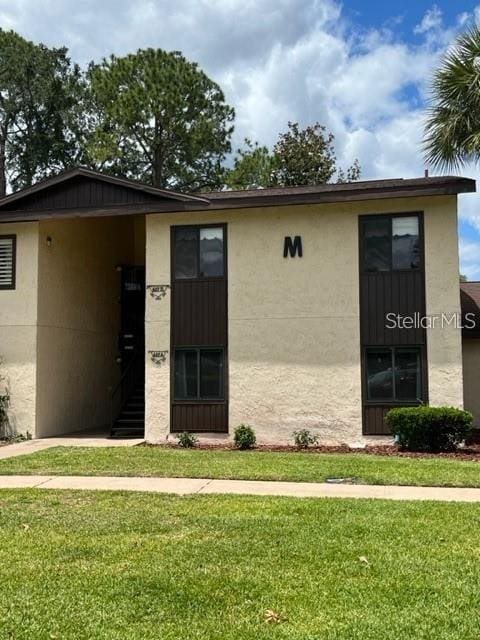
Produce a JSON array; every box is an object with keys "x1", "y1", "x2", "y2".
[{"x1": 0, "y1": 236, "x2": 15, "y2": 290}]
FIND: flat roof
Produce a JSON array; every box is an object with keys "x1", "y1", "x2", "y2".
[
  {"x1": 201, "y1": 176, "x2": 476, "y2": 209},
  {"x1": 0, "y1": 168, "x2": 475, "y2": 222}
]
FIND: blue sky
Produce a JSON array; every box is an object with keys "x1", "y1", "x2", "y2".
[
  {"x1": 341, "y1": 0, "x2": 480, "y2": 279},
  {"x1": 0, "y1": 0, "x2": 479, "y2": 277},
  {"x1": 346, "y1": 1, "x2": 478, "y2": 33}
]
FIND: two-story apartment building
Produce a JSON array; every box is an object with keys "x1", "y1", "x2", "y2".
[{"x1": 0, "y1": 168, "x2": 476, "y2": 445}]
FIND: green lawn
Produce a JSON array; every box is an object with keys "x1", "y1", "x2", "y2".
[
  {"x1": 1, "y1": 490, "x2": 480, "y2": 639},
  {"x1": 1, "y1": 446, "x2": 480, "y2": 487}
]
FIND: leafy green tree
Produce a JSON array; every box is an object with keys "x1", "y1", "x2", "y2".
[
  {"x1": 337, "y1": 159, "x2": 361, "y2": 183},
  {"x1": 273, "y1": 121, "x2": 337, "y2": 185},
  {"x1": 0, "y1": 29, "x2": 81, "y2": 195},
  {"x1": 225, "y1": 139, "x2": 277, "y2": 189},
  {"x1": 87, "y1": 49, "x2": 235, "y2": 191},
  {"x1": 226, "y1": 122, "x2": 360, "y2": 189},
  {"x1": 424, "y1": 25, "x2": 480, "y2": 169}
]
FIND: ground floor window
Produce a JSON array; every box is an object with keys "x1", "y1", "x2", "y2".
[
  {"x1": 174, "y1": 348, "x2": 224, "y2": 401},
  {"x1": 0, "y1": 235, "x2": 16, "y2": 290},
  {"x1": 365, "y1": 346, "x2": 423, "y2": 402}
]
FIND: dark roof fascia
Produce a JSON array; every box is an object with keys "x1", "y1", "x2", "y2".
[
  {"x1": 203, "y1": 176, "x2": 475, "y2": 199},
  {"x1": 200, "y1": 178, "x2": 476, "y2": 210},
  {"x1": 0, "y1": 176, "x2": 475, "y2": 222},
  {"x1": 0, "y1": 201, "x2": 195, "y2": 223}
]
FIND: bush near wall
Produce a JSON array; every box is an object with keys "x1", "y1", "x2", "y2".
[
  {"x1": 0, "y1": 363, "x2": 10, "y2": 439},
  {"x1": 234, "y1": 424, "x2": 256, "y2": 450},
  {"x1": 385, "y1": 406, "x2": 473, "y2": 452},
  {"x1": 0, "y1": 391, "x2": 9, "y2": 438}
]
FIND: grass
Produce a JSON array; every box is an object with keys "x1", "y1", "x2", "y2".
[
  {"x1": 1, "y1": 490, "x2": 480, "y2": 639},
  {"x1": 1, "y1": 446, "x2": 480, "y2": 487}
]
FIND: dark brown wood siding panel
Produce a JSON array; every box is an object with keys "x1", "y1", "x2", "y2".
[
  {"x1": 7, "y1": 176, "x2": 164, "y2": 211},
  {"x1": 363, "y1": 406, "x2": 391, "y2": 436},
  {"x1": 360, "y1": 270, "x2": 426, "y2": 345},
  {"x1": 172, "y1": 279, "x2": 227, "y2": 346},
  {"x1": 171, "y1": 403, "x2": 228, "y2": 433},
  {"x1": 363, "y1": 400, "x2": 427, "y2": 436}
]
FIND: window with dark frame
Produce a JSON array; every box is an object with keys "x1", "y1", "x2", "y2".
[
  {"x1": 362, "y1": 215, "x2": 420, "y2": 272},
  {"x1": 174, "y1": 348, "x2": 224, "y2": 401},
  {"x1": 173, "y1": 226, "x2": 224, "y2": 279},
  {"x1": 0, "y1": 235, "x2": 16, "y2": 290},
  {"x1": 366, "y1": 346, "x2": 422, "y2": 402}
]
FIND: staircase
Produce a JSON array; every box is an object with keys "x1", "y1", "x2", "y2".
[{"x1": 111, "y1": 383, "x2": 145, "y2": 438}]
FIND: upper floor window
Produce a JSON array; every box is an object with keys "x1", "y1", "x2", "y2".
[
  {"x1": 362, "y1": 215, "x2": 420, "y2": 272},
  {"x1": 173, "y1": 226, "x2": 224, "y2": 279},
  {"x1": 0, "y1": 235, "x2": 16, "y2": 290}
]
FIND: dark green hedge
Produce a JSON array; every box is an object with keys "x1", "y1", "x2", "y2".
[{"x1": 385, "y1": 406, "x2": 473, "y2": 452}]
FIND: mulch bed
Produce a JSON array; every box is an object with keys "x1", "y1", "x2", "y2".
[{"x1": 144, "y1": 442, "x2": 480, "y2": 461}]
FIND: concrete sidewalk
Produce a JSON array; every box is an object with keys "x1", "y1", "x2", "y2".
[
  {"x1": 1, "y1": 474, "x2": 480, "y2": 501},
  {"x1": 0, "y1": 433, "x2": 143, "y2": 460}
]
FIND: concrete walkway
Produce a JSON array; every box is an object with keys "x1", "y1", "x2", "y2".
[
  {"x1": 0, "y1": 432, "x2": 143, "y2": 460},
  {"x1": 1, "y1": 474, "x2": 480, "y2": 502}
]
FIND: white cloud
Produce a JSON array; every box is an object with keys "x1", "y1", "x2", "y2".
[
  {"x1": 414, "y1": 5, "x2": 443, "y2": 35},
  {"x1": 460, "y1": 237, "x2": 480, "y2": 280},
  {"x1": 0, "y1": 0, "x2": 478, "y2": 269}
]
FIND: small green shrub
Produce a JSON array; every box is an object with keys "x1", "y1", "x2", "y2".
[
  {"x1": 234, "y1": 424, "x2": 256, "y2": 450},
  {"x1": 176, "y1": 432, "x2": 198, "y2": 448},
  {"x1": 0, "y1": 390, "x2": 9, "y2": 432},
  {"x1": 385, "y1": 406, "x2": 473, "y2": 452},
  {"x1": 2, "y1": 431, "x2": 31, "y2": 444},
  {"x1": 293, "y1": 429, "x2": 319, "y2": 449},
  {"x1": 0, "y1": 361, "x2": 10, "y2": 439}
]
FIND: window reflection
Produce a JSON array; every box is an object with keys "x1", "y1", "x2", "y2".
[
  {"x1": 200, "y1": 228, "x2": 224, "y2": 277},
  {"x1": 363, "y1": 219, "x2": 390, "y2": 272},
  {"x1": 174, "y1": 228, "x2": 197, "y2": 279},
  {"x1": 174, "y1": 348, "x2": 224, "y2": 401},
  {"x1": 366, "y1": 347, "x2": 422, "y2": 402},
  {"x1": 392, "y1": 217, "x2": 419, "y2": 270},
  {"x1": 174, "y1": 350, "x2": 198, "y2": 399},
  {"x1": 366, "y1": 349, "x2": 393, "y2": 399},
  {"x1": 200, "y1": 350, "x2": 223, "y2": 398},
  {"x1": 395, "y1": 349, "x2": 421, "y2": 400}
]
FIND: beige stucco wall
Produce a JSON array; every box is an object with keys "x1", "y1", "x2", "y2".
[
  {"x1": 0, "y1": 222, "x2": 39, "y2": 436},
  {"x1": 462, "y1": 339, "x2": 480, "y2": 427},
  {"x1": 1, "y1": 193, "x2": 463, "y2": 444},
  {"x1": 145, "y1": 194, "x2": 463, "y2": 446},
  {"x1": 35, "y1": 216, "x2": 143, "y2": 437},
  {"x1": 424, "y1": 198, "x2": 464, "y2": 407}
]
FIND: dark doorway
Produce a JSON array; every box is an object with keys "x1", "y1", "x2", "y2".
[
  {"x1": 120, "y1": 265, "x2": 145, "y2": 370},
  {"x1": 111, "y1": 265, "x2": 145, "y2": 438}
]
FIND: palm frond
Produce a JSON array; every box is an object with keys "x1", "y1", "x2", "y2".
[{"x1": 423, "y1": 25, "x2": 480, "y2": 169}]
